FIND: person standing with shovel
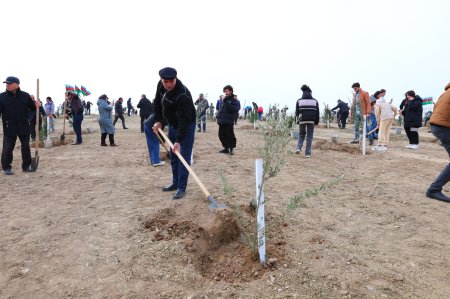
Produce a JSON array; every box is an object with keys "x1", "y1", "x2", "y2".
[
  {"x1": 0, "y1": 76, "x2": 38, "y2": 175},
  {"x1": 152, "y1": 67, "x2": 196, "y2": 200}
]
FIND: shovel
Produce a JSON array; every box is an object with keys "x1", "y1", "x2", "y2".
[
  {"x1": 158, "y1": 128, "x2": 225, "y2": 209},
  {"x1": 30, "y1": 79, "x2": 40, "y2": 172},
  {"x1": 154, "y1": 131, "x2": 171, "y2": 158},
  {"x1": 60, "y1": 98, "x2": 67, "y2": 142}
]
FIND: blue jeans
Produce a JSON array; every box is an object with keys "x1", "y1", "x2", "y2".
[
  {"x1": 353, "y1": 114, "x2": 361, "y2": 140},
  {"x1": 428, "y1": 125, "x2": 450, "y2": 193},
  {"x1": 197, "y1": 114, "x2": 206, "y2": 131},
  {"x1": 168, "y1": 122, "x2": 196, "y2": 192},
  {"x1": 73, "y1": 113, "x2": 84, "y2": 143},
  {"x1": 366, "y1": 113, "x2": 378, "y2": 141},
  {"x1": 144, "y1": 120, "x2": 161, "y2": 164},
  {"x1": 297, "y1": 123, "x2": 314, "y2": 155}
]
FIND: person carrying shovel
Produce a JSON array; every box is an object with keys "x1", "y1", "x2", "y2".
[
  {"x1": 152, "y1": 67, "x2": 196, "y2": 200},
  {"x1": 0, "y1": 76, "x2": 38, "y2": 175}
]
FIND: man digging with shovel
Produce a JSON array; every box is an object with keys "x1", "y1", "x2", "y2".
[
  {"x1": 0, "y1": 76, "x2": 38, "y2": 175},
  {"x1": 152, "y1": 67, "x2": 196, "y2": 200}
]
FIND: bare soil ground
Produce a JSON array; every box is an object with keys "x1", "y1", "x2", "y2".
[{"x1": 1, "y1": 115, "x2": 449, "y2": 298}]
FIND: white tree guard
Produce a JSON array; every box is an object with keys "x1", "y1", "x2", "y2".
[{"x1": 255, "y1": 159, "x2": 266, "y2": 264}]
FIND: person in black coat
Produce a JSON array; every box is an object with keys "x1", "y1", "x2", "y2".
[
  {"x1": 137, "y1": 94, "x2": 153, "y2": 133},
  {"x1": 113, "y1": 97, "x2": 128, "y2": 129},
  {"x1": 401, "y1": 90, "x2": 423, "y2": 149},
  {"x1": 0, "y1": 76, "x2": 37, "y2": 174},
  {"x1": 152, "y1": 67, "x2": 196, "y2": 200},
  {"x1": 331, "y1": 99, "x2": 350, "y2": 129},
  {"x1": 295, "y1": 84, "x2": 320, "y2": 158},
  {"x1": 216, "y1": 85, "x2": 240, "y2": 155}
]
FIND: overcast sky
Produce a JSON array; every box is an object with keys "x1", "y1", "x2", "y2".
[{"x1": 1, "y1": 0, "x2": 449, "y2": 114}]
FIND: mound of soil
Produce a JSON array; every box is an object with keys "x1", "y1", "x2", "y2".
[
  {"x1": 315, "y1": 140, "x2": 369, "y2": 155},
  {"x1": 142, "y1": 205, "x2": 287, "y2": 283}
]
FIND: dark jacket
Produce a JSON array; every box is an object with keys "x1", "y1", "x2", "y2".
[
  {"x1": 127, "y1": 98, "x2": 132, "y2": 109},
  {"x1": 69, "y1": 96, "x2": 84, "y2": 115},
  {"x1": 137, "y1": 97, "x2": 153, "y2": 117},
  {"x1": 115, "y1": 101, "x2": 124, "y2": 114},
  {"x1": 0, "y1": 88, "x2": 36, "y2": 136},
  {"x1": 331, "y1": 101, "x2": 349, "y2": 113},
  {"x1": 153, "y1": 79, "x2": 195, "y2": 143},
  {"x1": 403, "y1": 95, "x2": 423, "y2": 128},
  {"x1": 216, "y1": 95, "x2": 240, "y2": 125},
  {"x1": 295, "y1": 91, "x2": 320, "y2": 125}
]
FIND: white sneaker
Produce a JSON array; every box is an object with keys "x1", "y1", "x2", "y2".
[
  {"x1": 305, "y1": 155, "x2": 311, "y2": 158},
  {"x1": 371, "y1": 145, "x2": 381, "y2": 151},
  {"x1": 153, "y1": 161, "x2": 166, "y2": 167},
  {"x1": 379, "y1": 145, "x2": 388, "y2": 151},
  {"x1": 405, "y1": 144, "x2": 412, "y2": 148},
  {"x1": 295, "y1": 149, "x2": 300, "y2": 154},
  {"x1": 409, "y1": 144, "x2": 419, "y2": 150}
]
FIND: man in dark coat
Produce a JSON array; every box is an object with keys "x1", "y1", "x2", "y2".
[
  {"x1": 0, "y1": 76, "x2": 37, "y2": 174},
  {"x1": 331, "y1": 99, "x2": 350, "y2": 129},
  {"x1": 216, "y1": 85, "x2": 240, "y2": 155},
  {"x1": 127, "y1": 98, "x2": 133, "y2": 116},
  {"x1": 113, "y1": 97, "x2": 128, "y2": 129},
  {"x1": 152, "y1": 67, "x2": 196, "y2": 200},
  {"x1": 137, "y1": 94, "x2": 153, "y2": 133}
]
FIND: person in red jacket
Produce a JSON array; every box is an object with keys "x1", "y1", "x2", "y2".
[{"x1": 257, "y1": 105, "x2": 263, "y2": 121}]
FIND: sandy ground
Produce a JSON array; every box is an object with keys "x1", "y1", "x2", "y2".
[{"x1": 1, "y1": 115, "x2": 449, "y2": 298}]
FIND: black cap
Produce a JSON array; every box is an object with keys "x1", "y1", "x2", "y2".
[
  {"x1": 159, "y1": 67, "x2": 177, "y2": 80},
  {"x1": 3, "y1": 76, "x2": 20, "y2": 84}
]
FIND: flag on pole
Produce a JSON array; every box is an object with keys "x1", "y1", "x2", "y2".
[
  {"x1": 65, "y1": 84, "x2": 74, "y2": 92},
  {"x1": 81, "y1": 85, "x2": 91, "y2": 96},
  {"x1": 74, "y1": 85, "x2": 82, "y2": 96},
  {"x1": 422, "y1": 97, "x2": 433, "y2": 105}
]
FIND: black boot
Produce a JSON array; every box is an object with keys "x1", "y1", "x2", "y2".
[
  {"x1": 219, "y1": 148, "x2": 229, "y2": 154},
  {"x1": 101, "y1": 133, "x2": 108, "y2": 146},
  {"x1": 109, "y1": 134, "x2": 117, "y2": 146}
]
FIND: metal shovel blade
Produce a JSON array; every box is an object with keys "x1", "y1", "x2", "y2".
[
  {"x1": 30, "y1": 151, "x2": 39, "y2": 172},
  {"x1": 207, "y1": 195, "x2": 227, "y2": 209}
]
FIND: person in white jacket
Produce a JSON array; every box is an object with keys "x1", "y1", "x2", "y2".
[{"x1": 372, "y1": 91, "x2": 398, "y2": 151}]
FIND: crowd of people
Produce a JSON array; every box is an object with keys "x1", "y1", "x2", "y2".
[{"x1": 1, "y1": 74, "x2": 449, "y2": 204}]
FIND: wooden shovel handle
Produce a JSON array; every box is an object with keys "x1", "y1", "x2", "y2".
[{"x1": 158, "y1": 128, "x2": 210, "y2": 197}]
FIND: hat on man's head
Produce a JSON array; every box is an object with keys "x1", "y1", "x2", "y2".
[
  {"x1": 99, "y1": 94, "x2": 109, "y2": 100},
  {"x1": 3, "y1": 76, "x2": 20, "y2": 84},
  {"x1": 159, "y1": 67, "x2": 177, "y2": 80},
  {"x1": 351, "y1": 82, "x2": 360, "y2": 88},
  {"x1": 199, "y1": 93, "x2": 204, "y2": 97}
]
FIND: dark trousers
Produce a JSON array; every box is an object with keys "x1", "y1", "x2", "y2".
[
  {"x1": 218, "y1": 124, "x2": 236, "y2": 149},
  {"x1": 340, "y1": 112, "x2": 349, "y2": 129},
  {"x1": 113, "y1": 114, "x2": 126, "y2": 128},
  {"x1": 73, "y1": 113, "x2": 84, "y2": 143},
  {"x1": 30, "y1": 116, "x2": 43, "y2": 140},
  {"x1": 140, "y1": 115, "x2": 149, "y2": 133},
  {"x1": 428, "y1": 125, "x2": 450, "y2": 193},
  {"x1": 404, "y1": 126, "x2": 419, "y2": 144},
  {"x1": 1, "y1": 134, "x2": 32, "y2": 171},
  {"x1": 297, "y1": 123, "x2": 314, "y2": 155},
  {"x1": 168, "y1": 122, "x2": 196, "y2": 192}
]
